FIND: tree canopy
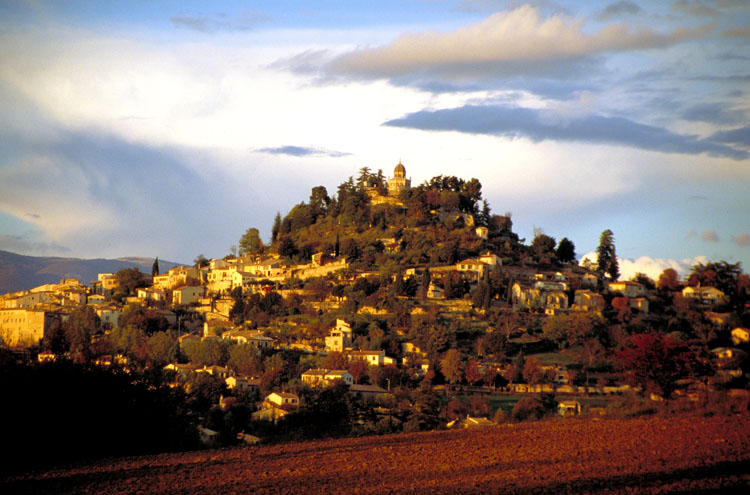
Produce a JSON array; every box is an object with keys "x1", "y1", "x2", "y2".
[{"x1": 239, "y1": 227, "x2": 263, "y2": 256}]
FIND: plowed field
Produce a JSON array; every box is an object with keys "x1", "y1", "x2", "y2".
[{"x1": 4, "y1": 415, "x2": 750, "y2": 494}]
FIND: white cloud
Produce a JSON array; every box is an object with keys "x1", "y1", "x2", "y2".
[
  {"x1": 580, "y1": 251, "x2": 708, "y2": 281},
  {"x1": 328, "y1": 5, "x2": 711, "y2": 79},
  {"x1": 0, "y1": 155, "x2": 117, "y2": 239}
]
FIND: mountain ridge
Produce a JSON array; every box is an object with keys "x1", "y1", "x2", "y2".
[{"x1": 0, "y1": 250, "x2": 182, "y2": 294}]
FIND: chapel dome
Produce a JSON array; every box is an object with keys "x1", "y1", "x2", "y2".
[{"x1": 394, "y1": 160, "x2": 406, "y2": 178}]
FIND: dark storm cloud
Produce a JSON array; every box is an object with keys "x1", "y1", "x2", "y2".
[
  {"x1": 170, "y1": 11, "x2": 269, "y2": 33},
  {"x1": 681, "y1": 102, "x2": 747, "y2": 124},
  {"x1": 709, "y1": 126, "x2": 750, "y2": 147},
  {"x1": 257, "y1": 145, "x2": 349, "y2": 157},
  {"x1": 383, "y1": 104, "x2": 749, "y2": 160},
  {"x1": 597, "y1": 1, "x2": 642, "y2": 20}
]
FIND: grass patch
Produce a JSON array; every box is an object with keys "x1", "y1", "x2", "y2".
[{"x1": 526, "y1": 351, "x2": 575, "y2": 366}]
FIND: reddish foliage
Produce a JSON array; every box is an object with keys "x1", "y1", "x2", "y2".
[
  {"x1": 464, "y1": 359, "x2": 482, "y2": 386},
  {"x1": 616, "y1": 333, "x2": 700, "y2": 399}
]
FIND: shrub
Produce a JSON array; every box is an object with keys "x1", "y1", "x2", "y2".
[{"x1": 512, "y1": 397, "x2": 545, "y2": 422}]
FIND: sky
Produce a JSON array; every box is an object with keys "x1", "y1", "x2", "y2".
[{"x1": 0, "y1": 0, "x2": 748, "y2": 281}]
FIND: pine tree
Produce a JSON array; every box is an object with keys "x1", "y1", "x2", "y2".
[
  {"x1": 596, "y1": 229, "x2": 619, "y2": 280},
  {"x1": 271, "y1": 212, "x2": 282, "y2": 243}
]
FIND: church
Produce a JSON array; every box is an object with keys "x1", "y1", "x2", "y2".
[
  {"x1": 387, "y1": 160, "x2": 411, "y2": 196},
  {"x1": 368, "y1": 160, "x2": 412, "y2": 206}
]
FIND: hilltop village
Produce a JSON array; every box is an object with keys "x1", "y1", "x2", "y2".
[{"x1": 1, "y1": 162, "x2": 749, "y2": 454}]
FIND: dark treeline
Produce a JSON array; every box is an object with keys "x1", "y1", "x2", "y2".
[{"x1": 0, "y1": 358, "x2": 198, "y2": 475}]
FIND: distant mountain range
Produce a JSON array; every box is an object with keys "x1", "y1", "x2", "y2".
[{"x1": 0, "y1": 250, "x2": 182, "y2": 295}]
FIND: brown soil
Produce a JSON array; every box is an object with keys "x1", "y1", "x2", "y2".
[{"x1": 4, "y1": 414, "x2": 750, "y2": 495}]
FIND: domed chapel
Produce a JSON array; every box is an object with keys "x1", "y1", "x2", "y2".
[{"x1": 387, "y1": 160, "x2": 411, "y2": 196}]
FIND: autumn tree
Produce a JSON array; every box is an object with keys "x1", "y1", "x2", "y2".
[
  {"x1": 441, "y1": 348, "x2": 464, "y2": 385},
  {"x1": 616, "y1": 333, "x2": 701, "y2": 400},
  {"x1": 657, "y1": 268, "x2": 681, "y2": 291},
  {"x1": 347, "y1": 358, "x2": 370, "y2": 384},
  {"x1": 464, "y1": 359, "x2": 482, "y2": 386},
  {"x1": 228, "y1": 344, "x2": 263, "y2": 376},
  {"x1": 596, "y1": 229, "x2": 619, "y2": 280},
  {"x1": 322, "y1": 351, "x2": 348, "y2": 370},
  {"x1": 522, "y1": 357, "x2": 546, "y2": 385}
]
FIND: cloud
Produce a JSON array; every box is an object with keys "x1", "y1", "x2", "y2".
[
  {"x1": 722, "y1": 25, "x2": 750, "y2": 38},
  {"x1": 170, "y1": 11, "x2": 269, "y2": 33},
  {"x1": 710, "y1": 126, "x2": 750, "y2": 147},
  {"x1": 383, "y1": 104, "x2": 749, "y2": 160},
  {"x1": 323, "y1": 5, "x2": 711, "y2": 81},
  {"x1": 257, "y1": 145, "x2": 350, "y2": 158},
  {"x1": 733, "y1": 233, "x2": 750, "y2": 246},
  {"x1": 0, "y1": 234, "x2": 71, "y2": 255},
  {"x1": 672, "y1": 0, "x2": 720, "y2": 17},
  {"x1": 681, "y1": 102, "x2": 747, "y2": 125},
  {"x1": 702, "y1": 229, "x2": 719, "y2": 242},
  {"x1": 717, "y1": 51, "x2": 750, "y2": 61},
  {"x1": 597, "y1": 1, "x2": 642, "y2": 20},
  {"x1": 0, "y1": 125, "x2": 254, "y2": 261},
  {"x1": 580, "y1": 251, "x2": 708, "y2": 280}
]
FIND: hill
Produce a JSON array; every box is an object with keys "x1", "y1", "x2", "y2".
[
  {"x1": 3, "y1": 414, "x2": 748, "y2": 494},
  {"x1": 0, "y1": 250, "x2": 181, "y2": 294}
]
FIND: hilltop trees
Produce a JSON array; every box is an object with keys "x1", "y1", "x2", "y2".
[
  {"x1": 530, "y1": 230, "x2": 557, "y2": 265},
  {"x1": 556, "y1": 237, "x2": 576, "y2": 264},
  {"x1": 239, "y1": 228, "x2": 263, "y2": 256}
]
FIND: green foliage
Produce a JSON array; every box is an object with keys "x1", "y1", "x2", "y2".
[
  {"x1": 556, "y1": 237, "x2": 576, "y2": 263},
  {"x1": 113, "y1": 267, "x2": 149, "y2": 300},
  {"x1": 182, "y1": 338, "x2": 230, "y2": 367},
  {"x1": 194, "y1": 254, "x2": 209, "y2": 268},
  {"x1": 228, "y1": 344, "x2": 263, "y2": 376},
  {"x1": 271, "y1": 212, "x2": 282, "y2": 243},
  {"x1": 185, "y1": 372, "x2": 228, "y2": 414},
  {"x1": 62, "y1": 304, "x2": 100, "y2": 363},
  {"x1": 147, "y1": 331, "x2": 178, "y2": 365},
  {"x1": 239, "y1": 227, "x2": 263, "y2": 256},
  {"x1": 530, "y1": 231, "x2": 557, "y2": 265}
]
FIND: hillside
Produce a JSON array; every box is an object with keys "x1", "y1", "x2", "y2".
[
  {"x1": 0, "y1": 250, "x2": 181, "y2": 294},
  {"x1": 3, "y1": 415, "x2": 749, "y2": 494}
]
